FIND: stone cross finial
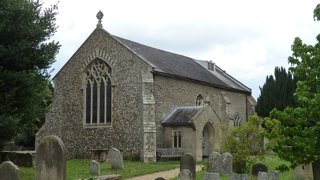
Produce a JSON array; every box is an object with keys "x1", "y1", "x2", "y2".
[{"x1": 96, "y1": 10, "x2": 104, "y2": 28}]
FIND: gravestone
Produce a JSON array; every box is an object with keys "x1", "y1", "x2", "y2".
[
  {"x1": 0, "y1": 161, "x2": 20, "y2": 180},
  {"x1": 258, "y1": 172, "x2": 268, "y2": 180},
  {"x1": 203, "y1": 172, "x2": 219, "y2": 180},
  {"x1": 221, "y1": 152, "x2": 233, "y2": 175},
  {"x1": 293, "y1": 164, "x2": 314, "y2": 180},
  {"x1": 107, "y1": 148, "x2": 123, "y2": 169},
  {"x1": 36, "y1": 135, "x2": 66, "y2": 180},
  {"x1": 268, "y1": 170, "x2": 279, "y2": 180},
  {"x1": 89, "y1": 160, "x2": 100, "y2": 175},
  {"x1": 178, "y1": 169, "x2": 192, "y2": 180},
  {"x1": 154, "y1": 177, "x2": 166, "y2": 180},
  {"x1": 252, "y1": 163, "x2": 268, "y2": 176},
  {"x1": 180, "y1": 153, "x2": 195, "y2": 179},
  {"x1": 230, "y1": 172, "x2": 248, "y2": 180},
  {"x1": 208, "y1": 151, "x2": 222, "y2": 173}
]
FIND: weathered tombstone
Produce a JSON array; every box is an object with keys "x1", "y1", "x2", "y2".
[
  {"x1": 252, "y1": 163, "x2": 268, "y2": 176},
  {"x1": 208, "y1": 151, "x2": 222, "y2": 173},
  {"x1": 293, "y1": 164, "x2": 314, "y2": 180},
  {"x1": 0, "y1": 161, "x2": 20, "y2": 180},
  {"x1": 89, "y1": 160, "x2": 100, "y2": 175},
  {"x1": 180, "y1": 153, "x2": 195, "y2": 180},
  {"x1": 178, "y1": 169, "x2": 192, "y2": 180},
  {"x1": 258, "y1": 172, "x2": 268, "y2": 180},
  {"x1": 203, "y1": 172, "x2": 219, "y2": 180},
  {"x1": 107, "y1": 148, "x2": 123, "y2": 169},
  {"x1": 36, "y1": 135, "x2": 66, "y2": 180},
  {"x1": 221, "y1": 152, "x2": 233, "y2": 175},
  {"x1": 268, "y1": 170, "x2": 279, "y2": 180},
  {"x1": 230, "y1": 172, "x2": 248, "y2": 180}
]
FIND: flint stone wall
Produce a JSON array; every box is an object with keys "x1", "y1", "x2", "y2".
[
  {"x1": 154, "y1": 75, "x2": 249, "y2": 147},
  {"x1": 36, "y1": 26, "x2": 253, "y2": 160},
  {"x1": 36, "y1": 28, "x2": 152, "y2": 159}
]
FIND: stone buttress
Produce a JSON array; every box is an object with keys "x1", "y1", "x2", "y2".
[{"x1": 141, "y1": 73, "x2": 157, "y2": 162}]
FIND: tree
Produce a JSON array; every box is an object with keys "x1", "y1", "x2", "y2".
[
  {"x1": 222, "y1": 114, "x2": 265, "y2": 173},
  {"x1": 0, "y1": 0, "x2": 59, "y2": 149},
  {"x1": 256, "y1": 67, "x2": 297, "y2": 117},
  {"x1": 264, "y1": 4, "x2": 320, "y2": 179}
]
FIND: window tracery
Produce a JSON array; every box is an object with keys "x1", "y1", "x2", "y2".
[{"x1": 84, "y1": 59, "x2": 112, "y2": 126}]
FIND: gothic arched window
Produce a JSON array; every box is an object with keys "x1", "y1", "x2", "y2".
[
  {"x1": 196, "y1": 94, "x2": 204, "y2": 106},
  {"x1": 234, "y1": 113, "x2": 242, "y2": 128},
  {"x1": 84, "y1": 59, "x2": 112, "y2": 126}
]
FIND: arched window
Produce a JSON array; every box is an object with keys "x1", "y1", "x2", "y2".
[
  {"x1": 234, "y1": 113, "x2": 242, "y2": 128},
  {"x1": 84, "y1": 59, "x2": 112, "y2": 126},
  {"x1": 196, "y1": 94, "x2": 204, "y2": 106}
]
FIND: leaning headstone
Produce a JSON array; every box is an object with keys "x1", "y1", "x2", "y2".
[
  {"x1": 36, "y1": 135, "x2": 66, "y2": 180},
  {"x1": 203, "y1": 172, "x2": 219, "y2": 180},
  {"x1": 208, "y1": 151, "x2": 222, "y2": 173},
  {"x1": 252, "y1": 163, "x2": 268, "y2": 176},
  {"x1": 178, "y1": 169, "x2": 192, "y2": 180},
  {"x1": 221, "y1": 152, "x2": 233, "y2": 175},
  {"x1": 230, "y1": 172, "x2": 248, "y2": 180},
  {"x1": 0, "y1": 161, "x2": 20, "y2": 180},
  {"x1": 258, "y1": 172, "x2": 268, "y2": 180},
  {"x1": 180, "y1": 153, "x2": 195, "y2": 179},
  {"x1": 268, "y1": 170, "x2": 279, "y2": 180},
  {"x1": 89, "y1": 160, "x2": 100, "y2": 175},
  {"x1": 107, "y1": 148, "x2": 123, "y2": 169}
]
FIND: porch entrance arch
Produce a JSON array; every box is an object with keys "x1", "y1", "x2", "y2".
[{"x1": 202, "y1": 122, "x2": 214, "y2": 157}]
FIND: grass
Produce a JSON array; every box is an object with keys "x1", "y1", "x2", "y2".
[
  {"x1": 171, "y1": 155, "x2": 293, "y2": 180},
  {"x1": 20, "y1": 155, "x2": 293, "y2": 180},
  {"x1": 20, "y1": 159, "x2": 179, "y2": 180}
]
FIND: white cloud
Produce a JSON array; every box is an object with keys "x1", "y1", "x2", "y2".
[{"x1": 44, "y1": 0, "x2": 320, "y2": 99}]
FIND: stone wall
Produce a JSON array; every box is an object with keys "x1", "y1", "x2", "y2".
[
  {"x1": 36, "y1": 28, "x2": 152, "y2": 159},
  {"x1": 154, "y1": 75, "x2": 249, "y2": 147}
]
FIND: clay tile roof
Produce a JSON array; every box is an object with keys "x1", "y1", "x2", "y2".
[
  {"x1": 113, "y1": 36, "x2": 251, "y2": 94},
  {"x1": 161, "y1": 106, "x2": 202, "y2": 127}
]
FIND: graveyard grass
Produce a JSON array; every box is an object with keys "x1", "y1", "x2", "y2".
[
  {"x1": 193, "y1": 155, "x2": 293, "y2": 180},
  {"x1": 20, "y1": 159, "x2": 179, "y2": 180}
]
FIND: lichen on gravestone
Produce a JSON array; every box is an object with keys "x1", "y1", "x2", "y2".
[
  {"x1": 180, "y1": 153, "x2": 196, "y2": 179},
  {"x1": 36, "y1": 135, "x2": 66, "y2": 180},
  {"x1": 107, "y1": 148, "x2": 123, "y2": 169},
  {"x1": 0, "y1": 161, "x2": 20, "y2": 180}
]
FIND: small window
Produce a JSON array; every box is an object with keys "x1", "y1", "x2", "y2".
[
  {"x1": 172, "y1": 131, "x2": 182, "y2": 148},
  {"x1": 234, "y1": 113, "x2": 241, "y2": 128},
  {"x1": 196, "y1": 94, "x2": 204, "y2": 106}
]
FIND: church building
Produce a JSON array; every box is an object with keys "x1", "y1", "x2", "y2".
[{"x1": 36, "y1": 11, "x2": 256, "y2": 162}]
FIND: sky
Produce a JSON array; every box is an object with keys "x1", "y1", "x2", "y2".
[{"x1": 44, "y1": 0, "x2": 319, "y2": 99}]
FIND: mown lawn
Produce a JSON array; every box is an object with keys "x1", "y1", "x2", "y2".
[{"x1": 21, "y1": 159, "x2": 179, "y2": 180}]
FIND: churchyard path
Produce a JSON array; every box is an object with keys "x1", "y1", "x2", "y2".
[{"x1": 126, "y1": 165, "x2": 202, "y2": 180}]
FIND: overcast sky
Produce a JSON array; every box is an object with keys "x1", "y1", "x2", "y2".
[{"x1": 44, "y1": 0, "x2": 319, "y2": 99}]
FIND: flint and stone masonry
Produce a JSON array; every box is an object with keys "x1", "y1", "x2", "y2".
[{"x1": 36, "y1": 12, "x2": 255, "y2": 162}]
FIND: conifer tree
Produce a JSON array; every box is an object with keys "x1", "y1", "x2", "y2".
[
  {"x1": 0, "y1": 0, "x2": 59, "y2": 148},
  {"x1": 256, "y1": 67, "x2": 296, "y2": 117}
]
